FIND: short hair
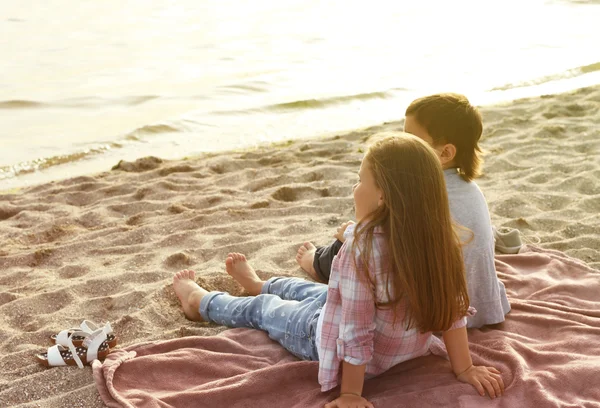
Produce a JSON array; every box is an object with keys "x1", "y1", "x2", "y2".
[{"x1": 405, "y1": 93, "x2": 483, "y2": 181}]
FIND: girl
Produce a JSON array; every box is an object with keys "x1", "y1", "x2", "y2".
[{"x1": 173, "y1": 134, "x2": 504, "y2": 408}]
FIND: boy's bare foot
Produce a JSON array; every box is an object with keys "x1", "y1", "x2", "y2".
[
  {"x1": 173, "y1": 269, "x2": 208, "y2": 322},
  {"x1": 296, "y1": 242, "x2": 320, "y2": 281},
  {"x1": 225, "y1": 253, "x2": 264, "y2": 296}
]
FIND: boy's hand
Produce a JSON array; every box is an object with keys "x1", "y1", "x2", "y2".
[
  {"x1": 333, "y1": 221, "x2": 355, "y2": 243},
  {"x1": 324, "y1": 394, "x2": 374, "y2": 408},
  {"x1": 457, "y1": 365, "x2": 504, "y2": 399}
]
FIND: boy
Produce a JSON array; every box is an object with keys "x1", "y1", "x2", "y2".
[{"x1": 297, "y1": 93, "x2": 510, "y2": 328}]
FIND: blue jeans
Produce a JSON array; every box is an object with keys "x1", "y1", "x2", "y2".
[{"x1": 199, "y1": 277, "x2": 327, "y2": 361}]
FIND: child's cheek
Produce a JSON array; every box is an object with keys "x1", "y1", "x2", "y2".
[{"x1": 352, "y1": 186, "x2": 359, "y2": 203}]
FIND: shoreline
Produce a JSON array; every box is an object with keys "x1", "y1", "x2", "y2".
[
  {"x1": 3, "y1": 73, "x2": 600, "y2": 193},
  {"x1": 0, "y1": 85, "x2": 598, "y2": 407}
]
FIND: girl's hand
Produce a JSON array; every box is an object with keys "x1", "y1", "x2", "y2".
[
  {"x1": 457, "y1": 365, "x2": 505, "y2": 399},
  {"x1": 324, "y1": 393, "x2": 374, "y2": 408},
  {"x1": 333, "y1": 221, "x2": 355, "y2": 243}
]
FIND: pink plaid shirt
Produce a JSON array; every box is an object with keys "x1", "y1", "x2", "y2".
[{"x1": 317, "y1": 225, "x2": 471, "y2": 391}]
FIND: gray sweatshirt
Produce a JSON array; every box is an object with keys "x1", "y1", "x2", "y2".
[{"x1": 445, "y1": 169, "x2": 511, "y2": 328}]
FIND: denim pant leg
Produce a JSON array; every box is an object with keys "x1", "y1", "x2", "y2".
[
  {"x1": 262, "y1": 277, "x2": 328, "y2": 303},
  {"x1": 199, "y1": 281, "x2": 327, "y2": 361}
]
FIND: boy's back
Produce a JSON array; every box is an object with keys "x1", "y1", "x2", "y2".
[{"x1": 445, "y1": 169, "x2": 510, "y2": 327}]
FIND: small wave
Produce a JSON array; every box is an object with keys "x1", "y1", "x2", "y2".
[
  {"x1": 0, "y1": 95, "x2": 160, "y2": 110},
  {"x1": 0, "y1": 121, "x2": 183, "y2": 180},
  {"x1": 263, "y1": 91, "x2": 393, "y2": 112},
  {"x1": 552, "y1": 0, "x2": 600, "y2": 4},
  {"x1": 0, "y1": 144, "x2": 119, "y2": 180},
  {"x1": 219, "y1": 82, "x2": 269, "y2": 94},
  {"x1": 57, "y1": 95, "x2": 161, "y2": 108},
  {"x1": 123, "y1": 124, "x2": 181, "y2": 141},
  {"x1": 490, "y1": 62, "x2": 600, "y2": 92},
  {"x1": 580, "y1": 62, "x2": 600, "y2": 74},
  {"x1": 209, "y1": 90, "x2": 398, "y2": 116},
  {"x1": 123, "y1": 95, "x2": 160, "y2": 105},
  {"x1": 0, "y1": 100, "x2": 45, "y2": 109}
]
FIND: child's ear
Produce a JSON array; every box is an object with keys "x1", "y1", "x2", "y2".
[{"x1": 440, "y1": 143, "x2": 457, "y2": 165}]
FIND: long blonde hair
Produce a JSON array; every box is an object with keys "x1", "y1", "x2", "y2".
[{"x1": 352, "y1": 134, "x2": 469, "y2": 332}]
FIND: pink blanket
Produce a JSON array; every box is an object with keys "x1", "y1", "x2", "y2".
[{"x1": 93, "y1": 246, "x2": 600, "y2": 407}]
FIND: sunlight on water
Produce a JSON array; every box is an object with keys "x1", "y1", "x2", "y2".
[{"x1": 1, "y1": 0, "x2": 599, "y2": 189}]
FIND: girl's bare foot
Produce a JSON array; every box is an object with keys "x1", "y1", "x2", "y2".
[
  {"x1": 296, "y1": 242, "x2": 320, "y2": 280},
  {"x1": 173, "y1": 269, "x2": 208, "y2": 321},
  {"x1": 225, "y1": 253, "x2": 264, "y2": 296}
]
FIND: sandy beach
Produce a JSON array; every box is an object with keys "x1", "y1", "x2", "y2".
[{"x1": 0, "y1": 85, "x2": 598, "y2": 407}]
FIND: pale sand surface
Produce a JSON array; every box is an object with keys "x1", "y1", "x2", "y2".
[{"x1": 0, "y1": 86, "x2": 598, "y2": 407}]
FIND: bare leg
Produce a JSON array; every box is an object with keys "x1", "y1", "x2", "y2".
[
  {"x1": 225, "y1": 253, "x2": 265, "y2": 296},
  {"x1": 296, "y1": 242, "x2": 319, "y2": 280},
  {"x1": 173, "y1": 269, "x2": 208, "y2": 321}
]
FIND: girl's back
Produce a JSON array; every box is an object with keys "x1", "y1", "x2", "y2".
[{"x1": 318, "y1": 223, "x2": 470, "y2": 392}]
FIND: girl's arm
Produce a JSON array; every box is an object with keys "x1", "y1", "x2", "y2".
[
  {"x1": 442, "y1": 327, "x2": 505, "y2": 399},
  {"x1": 325, "y1": 241, "x2": 377, "y2": 408},
  {"x1": 324, "y1": 362, "x2": 374, "y2": 408},
  {"x1": 442, "y1": 326, "x2": 473, "y2": 375},
  {"x1": 340, "y1": 361, "x2": 366, "y2": 396}
]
